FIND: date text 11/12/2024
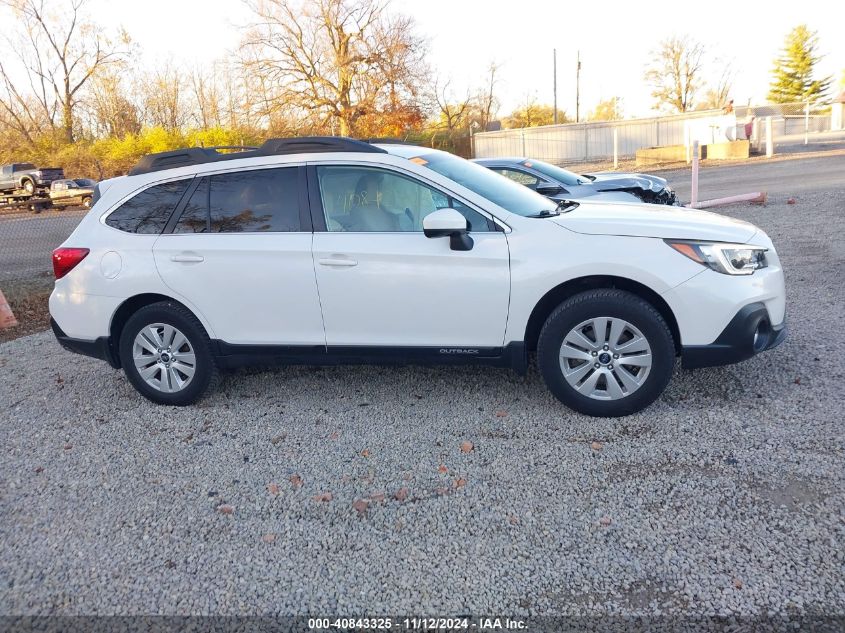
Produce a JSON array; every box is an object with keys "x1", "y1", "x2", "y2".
[{"x1": 307, "y1": 617, "x2": 527, "y2": 630}]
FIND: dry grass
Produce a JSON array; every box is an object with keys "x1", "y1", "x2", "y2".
[{"x1": 0, "y1": 276, "x2": 53, "y2": 343}]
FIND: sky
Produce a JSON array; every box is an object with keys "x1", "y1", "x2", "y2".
[{"x1": 93, "y1": 0, "x2": 845, "y2": 120}]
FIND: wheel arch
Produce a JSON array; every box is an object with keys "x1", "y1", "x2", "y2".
[
  {"x1": 524, "y1": 275, "x2": 681, "y2": 354},
  {"x1": 108, "y1": 293, "x2": 210, "y2": 368}
]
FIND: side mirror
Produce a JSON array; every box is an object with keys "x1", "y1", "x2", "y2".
[
  {"x1": 534, "y1": 182, "x2": 566, "y2": 196},
  {"x1": 535, "y1": 182, "x2": 563, "y2": 196},
  {"x1": 423, "y1": 208, "x2": 473, "y2": 251}
]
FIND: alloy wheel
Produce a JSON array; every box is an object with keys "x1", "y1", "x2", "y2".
[
  {"x1": 559, "y1": 316, "x2": 653, "y2": 400},
  {"x1": 132, "y1": 323, "x2": 196, "y2": 393}
]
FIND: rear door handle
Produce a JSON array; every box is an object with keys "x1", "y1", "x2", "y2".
[
  {"x1": 318, "y1": 257, "x2": 358, "y2": 267},
  {"x1": 171, "y1": 253, "x2": 204, "y2": 263}
]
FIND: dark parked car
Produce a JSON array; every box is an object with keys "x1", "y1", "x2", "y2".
[
  {"x1": 0, "y1": 163, "x2": 65, "y2": 195},
  {"x1": 49, "y1": 178, "x2": 96, "y2": 209},
  {"x1": 472, "y1": 157, "x2": 677, "y2": 205}
]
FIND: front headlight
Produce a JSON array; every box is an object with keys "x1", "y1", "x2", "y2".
[{"x1": 665, "y1": 240, "x2": 768, "y2": 275}]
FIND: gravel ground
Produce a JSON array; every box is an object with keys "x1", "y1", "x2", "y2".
[{"x1": 0, "y1": 190, "x2": 843, "y2": 619}]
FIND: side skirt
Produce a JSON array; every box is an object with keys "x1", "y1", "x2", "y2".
[{"x1": 213, "y1": 341, "x2": 528, "y2": 375}]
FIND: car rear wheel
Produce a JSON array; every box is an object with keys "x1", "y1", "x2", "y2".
[
  {"x1": 537, "y1": 289, "x2": 675, "y2": 417},
  {"x1": 81, "y1": 196, "x2": 92, "y2": 209},
  {"x1": 119, "y1": 301, "x2": 219, "y2": 405}
]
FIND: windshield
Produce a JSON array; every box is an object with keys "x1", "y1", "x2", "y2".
[
  {"x1": 74, "y1": 178, "x2": 96, "y2": 187},
  {"x1": 410, "y1": 151, "x2": 557, "y2": 217},
  {"x1": 521, "y1": 159, "x2": 588, "y2": 186}
]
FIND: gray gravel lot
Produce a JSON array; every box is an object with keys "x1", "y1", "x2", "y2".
[{"x1": 1, "y1": 190, "x2": 843, "y2": 618}]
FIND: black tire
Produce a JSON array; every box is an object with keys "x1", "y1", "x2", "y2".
[
  {"x1": 119, "y1": 301, "x2": 219, "y2": 406},
  {"x1": 22, "y1": 178, "x2": 35, "y2": 194},
  {"x1": 81, "y1": 196, "x2": 92, "y2": 209},
  {"x1": 537, "y1": 289, "x2": 675, "y2": 417}
]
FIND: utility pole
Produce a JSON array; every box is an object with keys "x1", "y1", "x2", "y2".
[
  {"x1": 576, "y1": 50, "x2": 581, "y2": 123},
  {"x1": 553, "y1": 49, "x2": 558, "y2": 125}
]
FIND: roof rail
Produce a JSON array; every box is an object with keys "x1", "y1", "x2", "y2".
[{"x1": 128, "y1": 136, "x2": 387, "y2": 176}]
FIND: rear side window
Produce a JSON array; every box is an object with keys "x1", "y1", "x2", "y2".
[
  {"x1": 174, "y1": 167, "x2": 300, "y2": 233},
  {"x1": 106, "y1": 180, "x2": 190, "y2": 234},
  {"x1": 174, "y1": 179, "x2": 208, "y2": 233}
]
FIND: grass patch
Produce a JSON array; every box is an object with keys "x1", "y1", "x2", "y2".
[{"x1": 0, "y1": 275, "x2": 53, "y2": 343}]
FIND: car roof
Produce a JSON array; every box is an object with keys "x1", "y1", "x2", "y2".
[{"x1": 128, "y1": 137, "x2": 385, "y2": 176}]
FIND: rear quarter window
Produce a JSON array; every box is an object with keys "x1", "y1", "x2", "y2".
[
  {"x1": 173, "y1": 167, "x2": 301, "y2": 233},
  {"x1": 105, "y1": 180, "x2": 191, "y2": 234}
]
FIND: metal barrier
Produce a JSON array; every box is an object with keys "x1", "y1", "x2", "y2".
[{"x1": 473, "y1": 101, "x2": 835, "y2": 164}]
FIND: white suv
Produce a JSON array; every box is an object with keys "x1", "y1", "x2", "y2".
[{"x1": 49, "y1": 137, "x2": 786, "y2": 417}]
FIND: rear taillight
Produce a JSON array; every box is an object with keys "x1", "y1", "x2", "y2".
[{"x1": 52, "y1": 247, "x2": 89, "y2": 279}]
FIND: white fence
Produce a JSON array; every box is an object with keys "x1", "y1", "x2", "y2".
[{"x1": 472, "y1": 103, "x2": 834, "y2": 164}]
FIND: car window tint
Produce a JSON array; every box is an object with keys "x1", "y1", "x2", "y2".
[
  {"x1": 208, "y1": 168, "x2": 300, "y2": 233},
  {"x1": 317, "y1": 166, "x2": 491, "y2": 233},
  {"x1": 106, "y1": 179, "x2": 190, "y2": 234},
  {"x1": 496, "y1": 168, "x2": 540, "y2": 188},
  {"x1": 174, "y1": 178, "x2": 209, "y2": 233}
]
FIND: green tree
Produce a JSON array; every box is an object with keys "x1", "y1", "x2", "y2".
[
  {"x1": 768, "y1": 25, "x2": 830, "y2": 104},
  {"x1": 589, "y1": 97, "x2": 623, "y2": 121},
  {"x1": 504, "y1": 98, "x2": 568, "y2": 129}
]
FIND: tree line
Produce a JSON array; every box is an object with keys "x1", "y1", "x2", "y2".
[{"x1": 0, "y1": 0, "x2": 839, "y2": 179}]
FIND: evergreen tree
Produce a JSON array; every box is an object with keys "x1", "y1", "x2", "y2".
[{"x1": 768, "y1": 25, "x2": 831, "y2": 104}]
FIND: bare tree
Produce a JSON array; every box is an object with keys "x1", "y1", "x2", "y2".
[
  {"x1": 0, "y1": 59, "x2": 48, "y2": 143},
  {"x1": 0, "y1": 0, "x2": 126, "y2": 142},
  {"x1": 242, "y1": 0, "x2": 427, "y2": 136},
  {"x1": 644, "y1": 36, "x2": 705, "y2": 113},
  {"x1": 140, "y1": 63, "x2": 189, "y2": 131},
  {"x1": 697, "y1": 61, "x2": 735, "y2": 110},
  {"x1": 432, "y1": 77, "x2": 471, "y2": 133},
  {"x1": 189, "y1": 65, "x2": 223, "y2": 130},
  {"x1": 85, "y1": 66, "x2": 141, "y2": 137},
  {"x1": 473, "y1": 61, "x2": 500, "y2": 131}
]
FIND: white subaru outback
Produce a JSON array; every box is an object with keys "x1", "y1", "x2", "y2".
[{"x1": 49, "y1": 137, "x2": 786, "y2": 417}]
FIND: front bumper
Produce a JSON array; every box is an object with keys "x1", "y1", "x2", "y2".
[
  {"x1": 681, "y1": 303, "x2": 787, "y2": 369},
  {"x1": 51, "y1": 318, "x2": 120, "y2": 368}
]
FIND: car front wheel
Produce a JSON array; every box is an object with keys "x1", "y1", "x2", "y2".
[
  {"x1": 119, "y1": 301, "x2": 219, "y2": 406},
  {"x1": 537, "y1": 289, "x2": 675, "y2": 417}
]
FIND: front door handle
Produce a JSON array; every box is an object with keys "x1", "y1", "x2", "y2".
[
  {"x1": 318, "y1": 257, "x2": 358, "y2": 267},
  {"x1": 171, "y1": 253, "x2": 204, "y2": 263}
]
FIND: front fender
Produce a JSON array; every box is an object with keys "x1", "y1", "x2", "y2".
[{"x1": 504, "y1": 226, "x2": 702, "y2": 345}]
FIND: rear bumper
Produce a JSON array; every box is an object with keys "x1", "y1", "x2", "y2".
[
  {"x1": 682, "y1": 302, "x2": 787, "y2": 369},
  {"x1": 50, "y1": 318, "x2": 120, "y2": 368}
]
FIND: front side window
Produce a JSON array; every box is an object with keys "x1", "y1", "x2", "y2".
[
  {"x1": 316, "y1": 165, "x2": 491, "y2": 233},
  {"x1": 173, "y1": 167, "x2": 300, "y2": 233},
  {"x1": 522, "y1": 159, "x2": 588, "y2": 186},
  {"x1": 106, "y1": 179, "x2": 190, "y2": 234}
]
